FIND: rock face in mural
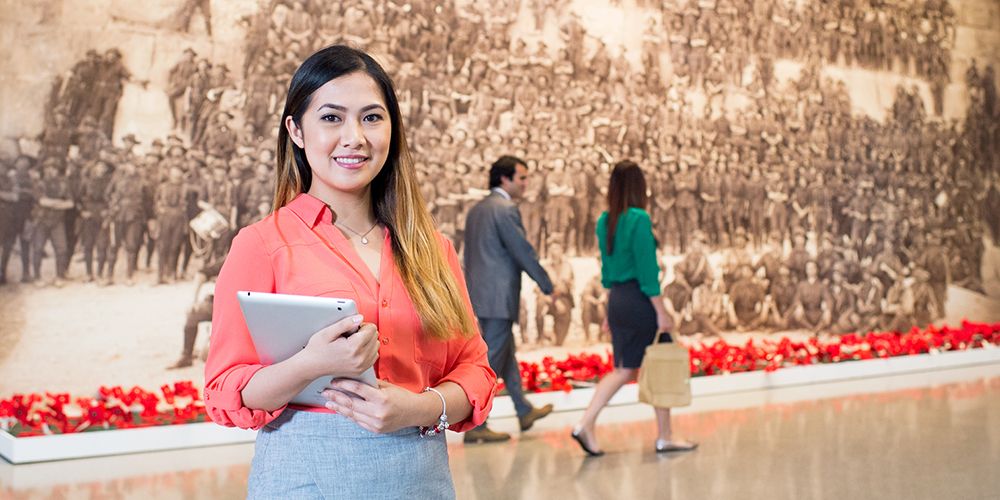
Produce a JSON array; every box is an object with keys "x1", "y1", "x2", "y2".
[{"x1": 0, "y1": 0, "x2": 997, "y2": 395}]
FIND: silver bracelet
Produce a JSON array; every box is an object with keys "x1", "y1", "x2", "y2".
[{"x1": 419, "y1": 386, "x2": 449, "y2": 438}]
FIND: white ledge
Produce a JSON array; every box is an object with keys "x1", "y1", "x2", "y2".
[{"x1": 2, "y1": 346, "x2": 998, "y2": 464}]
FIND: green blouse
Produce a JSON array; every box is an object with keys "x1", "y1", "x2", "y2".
[{"x1": 596, "y1": 208, "x2": 661, "y2": 297}]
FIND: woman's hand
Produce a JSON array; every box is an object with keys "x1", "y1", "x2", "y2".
[
  {"x1": 295, "y1": 315, "x2": 380, "y2": 381},
  {"x1": 321, "y1": 379, "x2": 436, "y2": 434},
  {"x1": 656, "y1": 310, "x2": 674, "y2": 334}
]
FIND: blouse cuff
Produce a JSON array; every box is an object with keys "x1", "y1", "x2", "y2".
[
  {"x1": 204, "y1": 364, "x2": 288, "y2": 430},
  {"x1": 438, "y1": 366, "x2": 496, "y2": 432}
]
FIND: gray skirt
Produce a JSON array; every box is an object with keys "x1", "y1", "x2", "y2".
[{"x1": 248, "y1": 409, "x2": 454, "y2": 500}]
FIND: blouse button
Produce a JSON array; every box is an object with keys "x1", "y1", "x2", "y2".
[
  {"x1": 381, "y1": 338, "x2": 389, "y2": 345},
  {"x1": 381, "y1": 299, "x2": 388, "y2": 307}
]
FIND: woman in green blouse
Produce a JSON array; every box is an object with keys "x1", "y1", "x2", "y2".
[{"x1": 571, "y1": 160, "x2": 697, "y2": 456}]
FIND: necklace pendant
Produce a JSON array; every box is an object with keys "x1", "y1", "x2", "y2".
[{"x1": 361, "y1": 237, "x2": 369, "y2": 245}]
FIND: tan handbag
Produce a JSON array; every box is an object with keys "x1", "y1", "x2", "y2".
[{"x1": 637, "y1": 332, "x2": 692, "y2": 408}]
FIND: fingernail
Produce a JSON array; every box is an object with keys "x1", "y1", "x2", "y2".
[
  {"x1": 325, "y1": 402, "x2": 335, "y2": 410},
  {"x1": 352, "y1": 315, "x2": 363, "y2": 323}
]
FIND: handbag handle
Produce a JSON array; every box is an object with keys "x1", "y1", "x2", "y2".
[{"x1": 653, "y1": 330, "x2": 672, "y2": 344}]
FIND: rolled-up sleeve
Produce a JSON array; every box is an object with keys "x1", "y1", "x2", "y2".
[
  {"x1": 203, "y1": 227, "x2": 284, "y2": 429},
  {"x1": 633, "y1": 211, "x2": 662, "y2": 298},
  {"x1": 435, "y1": 236, "x2": 497, "y2": 432}
]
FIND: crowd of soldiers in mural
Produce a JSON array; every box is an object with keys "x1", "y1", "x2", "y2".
[
  {"x1": 651, "y1": 0, "x2": 956, "y2": 112},
  {"x1": 0, "y1": 135, "x2": 273, "y2": 288},
  {"x1": 1, "y1": 0, "x2": 997, "y2": 346}
]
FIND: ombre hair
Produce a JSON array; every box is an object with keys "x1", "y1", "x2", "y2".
[
  {"x1": 606, "y1": 160, "x2": 648, "y2": 255},
  {"x1": 273, "y1": 45, "x2": 475, "y2": 341}
]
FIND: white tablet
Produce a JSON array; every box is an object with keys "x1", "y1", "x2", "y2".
[{"x1": 236, "y1": 291, "x2": 378, "y2": 407}]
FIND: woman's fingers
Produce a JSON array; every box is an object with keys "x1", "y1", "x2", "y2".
[
  {"x1": 314, "y1": 314, "x2": 363, "y2": 343},
  {"x1": 328, "y1": 379, "x2": 380, "y2": 401}
]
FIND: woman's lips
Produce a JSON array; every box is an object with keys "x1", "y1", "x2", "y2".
[{"x1": 334, "y1": 156, "x2": 369, "y2": 169}]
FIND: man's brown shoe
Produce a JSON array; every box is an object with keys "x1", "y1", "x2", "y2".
[
  {"x1": 518, "y1": 403, "x2": 554, "y2": 432},
  {"x1": 464, "y1": 427, "x2": 511, "y2": 444}
]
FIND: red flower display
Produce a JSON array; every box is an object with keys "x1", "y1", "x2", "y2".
[
  {"x1": 1, "y1": 381, "x2": 207, "y2": 437},
  {"x1": 2, "y1": 322, "x2": 998, "y2": 437},
  {"x1": 515, "y1": 321, "x2": 1000, "y2": 393}
]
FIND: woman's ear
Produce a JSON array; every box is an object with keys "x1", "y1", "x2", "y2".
[{"x1": 285, "y1": 116, "x2": 305, "y2": 149}]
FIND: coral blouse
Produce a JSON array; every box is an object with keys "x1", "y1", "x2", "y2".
[{"x1": 204, "y1": 193, "x2": 496, "y2": 431}]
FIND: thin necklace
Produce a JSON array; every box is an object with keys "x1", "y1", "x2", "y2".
[{"x1": 337, "y1": 221, "x2": 379, "y2": 245}]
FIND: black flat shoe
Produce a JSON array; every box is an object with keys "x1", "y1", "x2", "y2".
[{"x1": 571, "y1": 428, "x2": 605, "y2": 457}]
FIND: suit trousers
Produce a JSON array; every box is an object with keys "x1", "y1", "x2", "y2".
[{"x1": 478, "y1": 317, "x2": 532, "y2": 419}]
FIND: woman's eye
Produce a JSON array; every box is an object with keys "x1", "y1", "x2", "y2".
[
  {"x1": 321, "y1": 114, "x2": 341, "y2": 122},
  {"x1": 363, "y1": 113, "x2": 384, "y2": 123}
]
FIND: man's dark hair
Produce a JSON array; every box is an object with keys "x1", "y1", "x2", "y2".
[{"x1": 489, "y1": 155, "x2": 525, "y2": 188}]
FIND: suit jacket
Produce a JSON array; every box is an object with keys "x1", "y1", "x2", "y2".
[{"x1": 463, "y1": 191, "x2": 553, "y2": 320}]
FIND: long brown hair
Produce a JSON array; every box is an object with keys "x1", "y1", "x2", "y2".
[
  {"x1": 273, "y1": 45, "x2": 475, "y2": 340},
  {"x1": 606, "y1": 160, "x2": 648, "y2": 254}
]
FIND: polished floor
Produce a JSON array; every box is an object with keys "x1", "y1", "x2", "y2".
[{"x1": 3, "y1": 364, "x2": 999, "y2": 500}]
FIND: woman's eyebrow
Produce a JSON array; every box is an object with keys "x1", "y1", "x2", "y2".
[{"x1": 317, "y1": 103, "x2": 386, "y2": 112}]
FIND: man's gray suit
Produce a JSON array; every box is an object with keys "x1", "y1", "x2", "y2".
[{"x1": 464, "y1": 190, "x2": 552, "y2": 419}]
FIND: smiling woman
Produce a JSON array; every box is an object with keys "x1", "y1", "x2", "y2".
[
  {"x1": 204, "y1": 45, "x2": 496, "y2": 500},
  {"x1": 285, "y1": 73, "x2": 392, "y2": 201}
]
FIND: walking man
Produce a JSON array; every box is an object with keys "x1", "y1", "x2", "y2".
[{"x1": 463, "y1": 155, "x2": 555, "y2": 443}]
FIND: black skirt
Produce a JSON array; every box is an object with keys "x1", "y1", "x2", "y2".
[{"x1": 607, "y1": 280, "x2": 672, "y2": 368}]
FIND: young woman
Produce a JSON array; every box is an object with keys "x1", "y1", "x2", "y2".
[
  {"x1": 204, "y1": 45, "x2": 496, "y2": 499},
  {"x1": 571, "y1": 160, "x2": 697, "y2": 456}
]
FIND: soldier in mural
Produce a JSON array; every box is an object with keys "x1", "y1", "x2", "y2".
[
  {"x1": 727, "y1": 265, "x2": 769, "y2": 330},
  {"x1": 77, "y1": 159, "x2": 112, "y2": 283},
  {"x1": 105, "y1": 161, "x2": 149, "y2": 286},
  {"x1": 167, "y1": 48, "x2": 198, "y2": 130},
  {"x1": 155, "y1": 167, "x2": 188, "y2": 285},
  {"x1": 580, "y1": 273, "x2": 607, "y2": 344},
  {"x1": 791, "y1": 261, "x2": 833, "y2": 335},
  {"x1": 0, "y1": 156, "x2": 35, "y2": 284},
  {"x1": 31, "y1": 158, "x2": 74, "y2": 286},
  {"x1": 540, "y1": 241, "x2": 574, "y2": 346},
  {"x1": 0, "y1": 160, "x2": 15, "y2": 284}
]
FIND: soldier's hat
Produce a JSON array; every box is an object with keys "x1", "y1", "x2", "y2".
[
  {"x1": 42, "y1": 157, "x2": 61, "y2": 168},
  {"x1": 167, "y1": 135, "x2": 184, "y2": 146},
  {"x1": 151, "y1": 138, "x2": 164, "y2": 147},
  {"x1": 183, "y1": 47, "x2": 196, "y2": 56},
  {"x1": 80, "y1": 115, "x2": 98, "y2": 127},
  {"x1": 121, "y1": 133, "x2": 139, "y2": 145}
]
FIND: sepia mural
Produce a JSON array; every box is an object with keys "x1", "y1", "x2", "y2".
[{"x1": 0, "y1": 0, "x2": 998, "y2": 396}]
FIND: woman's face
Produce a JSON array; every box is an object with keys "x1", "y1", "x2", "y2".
[{"x1": 287, "y1": 71, "x2": 391, "y2": 200}]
